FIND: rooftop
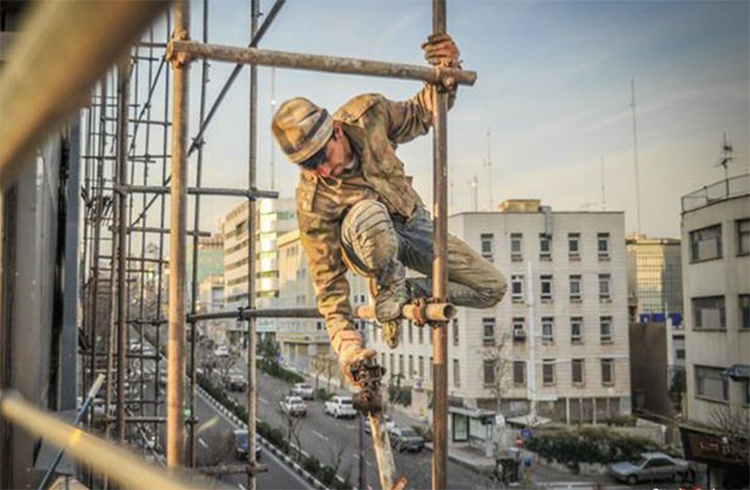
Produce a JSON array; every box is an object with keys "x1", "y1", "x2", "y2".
[{"x1": 681, "y1": 174, "x2": 749, "y2": 214}]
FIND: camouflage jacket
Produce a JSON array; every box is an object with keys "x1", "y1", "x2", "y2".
[{"x1": 296, "y1": 85, "x2": 447, "y2": 338}]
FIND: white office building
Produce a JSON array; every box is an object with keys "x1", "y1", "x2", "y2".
[{"x1": 368, "y1": 199, "x2": 632, "y2": 424}]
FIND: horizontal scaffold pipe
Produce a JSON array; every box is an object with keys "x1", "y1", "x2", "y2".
[
  {"x1": 169, "y1": 40, "x2": 477, "y2": 86},
  {"x1": 0, "y1": 390, "x2": 199, "y2": 489},
  {"x1": 119, "y1": 184, "x2": 278, "y2": 199},
  {"x1": 355, "y1": 303, "x2": 456, "y2": 323}
]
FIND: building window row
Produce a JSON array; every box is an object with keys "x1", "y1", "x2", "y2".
[
  {"x1": 690, "y1": 220, "x2": 750, "y2": 262},
  {"x1": 536, "y1": 358, "x2": 615, "y2": 387},
  {"x1": 509, "y1": 315, "x2": 613, "y2": 345},
  {"x1": 695, "y1": 365, "x2": 729, "y2": 402},
  {"x1": 510, "y1": 273, "x2": 612, "y2": 303},
  {"x1": 692, "y1": 294, "x2": 750, "y2": 331},
  {"x1": 483, "y1": 231, "x2": 611, "y2": 263}
]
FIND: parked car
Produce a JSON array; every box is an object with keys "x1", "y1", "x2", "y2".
[
  {"x1": 278, "y1": 396, "x2": 308, "y2": 417},
  {"x1": 290, "y1": 382, "x2": 314, "y2": 400},
  {"x1": 324, "y1": 396, "x2": 357, "y2": 419},
  {"x1": 225, "y1": 374, "x2": 247, "y2": 392},
  {"x1": 364, "y1": 414, "x2": 395, "y2": 435},
  {"x1": 610, "y1": 452, "x2": 690, "y2": 485},
  {"x1": 388, "y1": 427, "x2": 424, "y2": 453},
  {"x1": 234, "y1": 430, "x2": 261, "y2": 460},
  {"x1": 214, "y1": 345, "x2": 229, "y2": 358}
]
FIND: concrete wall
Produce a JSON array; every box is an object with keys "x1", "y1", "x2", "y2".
[{"x1": 629, "y1": 322, "x2": 674, "y2": 418}]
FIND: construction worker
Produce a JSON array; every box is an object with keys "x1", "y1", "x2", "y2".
[{"x1": 272, "y1": 34, "x2": 506, "y2": 389}]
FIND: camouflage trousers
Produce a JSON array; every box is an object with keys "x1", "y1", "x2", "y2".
[{"x1": 341, "y1": 200, "x2": 507, "y2": 309}]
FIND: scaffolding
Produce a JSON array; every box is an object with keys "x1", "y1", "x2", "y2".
[{"x1": 0, "y1": 0, "x2": 476, "y2": 488}]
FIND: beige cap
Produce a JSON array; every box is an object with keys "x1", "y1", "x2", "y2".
[{"x1": 272, "y1": 97, "x2": 333, "y2": 164}]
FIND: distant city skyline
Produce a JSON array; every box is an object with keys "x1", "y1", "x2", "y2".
[{"x1": 139, "y1": 0, "x2": 749, "y2": 239}]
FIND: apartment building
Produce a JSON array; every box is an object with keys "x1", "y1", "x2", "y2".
[
  {"x1": 275, "y1": 230, "x2": 370, "y2": 373},
  {"x1": 186, "y1": 233, "x2": 224, "y2": 295},
  {"x1": 678, "y1": 175, "x2": 749, "y2": 489},
  {"x1": 221, "y1": 197, "x2": 296, "y2": 342},
  {"x1": 368, "y1": 199, "x2": 631, "y2": 424}
]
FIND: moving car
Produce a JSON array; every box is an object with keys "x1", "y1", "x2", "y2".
[
  {"x1": 324, "y1": 396, "x2": 357, "y2": 419},
  {"x1": 234, "y1": 430, "x2": 261, "y2": 460},
  {"x1": 290, "y1": 382, "x2": 314, "y2": 400},
  {"x1": 278, "y1": 396, "x2": 308, "y2": 417},
  {"x1": 610, "y1": 452, "x2": 690, "y2": 485},
  {"x1": 364, "y1": 414, "x2": 395, "y2": 435},
  {"x1": 388, "y1": 427, "x2": 424, "y2": 453},
  {"x1": 225, "y1": 374, "x2": 247, "y2": 392}
]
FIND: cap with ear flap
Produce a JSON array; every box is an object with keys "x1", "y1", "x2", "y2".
[{"x1": 272, "y1": 97, "x2": 333, "y2": 164}]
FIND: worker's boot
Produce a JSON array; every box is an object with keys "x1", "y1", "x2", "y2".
[
  {"x1": 339, "y1": 344, "x2": 378, "y2": 390},
  {"x1": 374, "y1": 260, "x2": 408, "y2": 349},
  {"x1": 347, "y1": 351, "x2": 386, "y2": 415}
]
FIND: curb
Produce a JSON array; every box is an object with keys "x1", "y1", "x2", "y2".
[{"x1": 196, "y1": 385, "x2": 332, "y2": 490}]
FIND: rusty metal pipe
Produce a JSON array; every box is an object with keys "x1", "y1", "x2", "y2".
[
  {"x1": 169, "y1": 40, "x2": 477, "y2": 86},
  {"x1": 167, "y1": 0, "x2": 190, "y2": 469},
  {"x1": 355, "y1": 303, "x2": 455, "y2": 323}
]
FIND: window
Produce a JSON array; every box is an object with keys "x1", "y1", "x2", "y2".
[
  {"x1": 316, "y1": 321, "x2": 324, "y2": 331},
  {"x1": 542, "y1": 317, "x2": 554, "y2": 344},
  {"x1": 541, "y1": 275, "x2": 553, "y2": 301},
  {"x1": 695, "y1": 365, "x2": 728, "y2": 401},
  {"x1": 513, "y1": 361, "x2": 526, "y2": 386},
  {"x1": 382, "y1": 353, "x2": 386, "y2": 369},
  {"x1": 454, "y1": 359, "x2": 461, "y2": 387},
  {"x1": 597, "y1": 233, "x2": 610, "y2": 259},
  {"x1": 676, "y1": 349, "x2": 685, "y2": 360},
  {"x1": 452, "y1": 318, "x2": 459, "y2": 346},
  {"x1": 511, "y1": 233, "x2": 523, "y2": 261},
  {"x1": 418, "y1": 323, "x2": 424, "y2": 344},
  {"x1": 511, "y1": 275, "x2": 524, "y2": 302},
  {"x1": 418, "y1": 356, "x2": 424, "y2": 379},
  {"x1": 390, "y1": 354, "x2": 394, "y2": 375},
  {"x1": 692, "y1": 296, "x2": 726, "y2": 330},
  {"x1": 408, "y1": 321, "x2": 413, "y2": 344},
  {"x1": 600, "y1": 316, "x2": 613, "y2": 343},
  {"x1": 690, "y1": 224, "x2": 722, "y2": 262},
  {"x1": 539, "y1": 233, "x2": 552, "y2": 260},
  {"x1": 571, "y1": 317, "x2": 583, "y2": 344},
  {"x1": 483, "y1": 360, "x2": 495, "y2": 386},
  {"x1": 740, "y1": 295, "x2": 750, "y2": 329},
  {"x1": 408, "y1": 355, "x2": 414, "y2": 378},
  {"x1": 481, "y1": 233, "x2": 494, "y2": 262},
  {"x1": 568, "y1": 233, "x2": 580, "y2": 258},
  {"x1": 738, "y1": 219, "x2": 750, "y2": 255},
  {"x1": 601, "y1": 358, "x2": 614, "y2": 385},
  {"x1": 542, "y1": 359, "x2": 556, "y2": 385},
  {"x1": 572, "y1": 359, "x2": 585, "y2": 385},
  {"x1": 483, "y1": 318, "x2": 496, "y2": 346},
  {"x1": 569, "y1": 275, "x2": 582, "y2": 301},
  {"x1": 512, "y1": 317, "x2": 526, "y2": 342},
  {"x1": 399, "y1": 355, "x2": 404, "y2": 376},
  {"x1": 744, "y1": 380, "x2": 750, "y2": 406},
  {"x1": 599, "y1": 274, "x2": 612, "y2": 301},
  {"x1": 429, "y1": 356, "x2": 433, "y2": 380}
]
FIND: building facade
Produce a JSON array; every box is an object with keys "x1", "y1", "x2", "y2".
[
  {"x1": 626, "y1": 236, "x2": 683, "y2": 322},
  {"x1": 679, "y1": 175, "x2": 749, "y2": 488},
  {"x1": 186, "y1": 234, "x2": 224, "y2": 297},
  {"x1": 221, "y1": 197, "x2": 297, "y2": 341},
  {"x1": 368, "y1": 200, "x2": 632, "y2": 425},
  {"x1": 275, "y1": 230, "x2": 370, "y2": 375}
]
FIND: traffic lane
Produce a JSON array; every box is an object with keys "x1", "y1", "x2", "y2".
[
  {"x1": 238, "y1": 369, "x2": 495, "y2": 489},
  {"x1": 193, "y1": 389, "x2": 314, "y2": 490}
]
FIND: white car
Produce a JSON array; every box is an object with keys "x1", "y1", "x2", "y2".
[
  {"x1": 278, "y1": 396, "x2": 307, "y2": 417},
  {"x1": 324, "y1": 396, "x2": 357, "y2": 418},
  {"x1": 290, "y1": 383, "x2": 314, "y2": 400}
]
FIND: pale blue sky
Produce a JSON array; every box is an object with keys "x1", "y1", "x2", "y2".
[{"x1": 140, "y1": 0, "x2": 749, "y2": 238}]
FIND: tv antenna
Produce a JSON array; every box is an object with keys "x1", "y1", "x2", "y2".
[
  {"x1": 469, "y1": 174, "x2": 479, "y2": 212},
  {"x1": 630, "y1": 77, "x2": 643, "y2": 234},
  {"x1": 715, "y1": 132, "x2": 736, "y2": 181}
]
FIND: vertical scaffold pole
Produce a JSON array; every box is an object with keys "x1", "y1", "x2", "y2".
[
  {"x1": 246, "y1": 0, "x2": 260, "y2": 487},
  {"x1": 168, "y1": 0, "x2": 190, "y2": 468},
  {"x1": 116, "y1": 58, "x2": 131, "y2": 444},
  {"x1": 431, "y1": 1, "x2": 449, "y2": 489}
]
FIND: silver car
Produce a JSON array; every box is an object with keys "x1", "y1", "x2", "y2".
[{"x1": 610, "y1": 452, "x2": 689, "y2": 485}]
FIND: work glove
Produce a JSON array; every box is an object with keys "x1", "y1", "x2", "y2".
[{"x1": 421, "y1": 33, "x2": 461, "y2": 93}]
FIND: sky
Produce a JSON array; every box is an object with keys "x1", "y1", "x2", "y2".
[{"x1": 137, "y1": 0, "x2": 749, "y2": 239}]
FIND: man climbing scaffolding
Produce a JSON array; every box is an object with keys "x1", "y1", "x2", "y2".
[{"x1": 271, "y1": 34, "x2": 506, "y2": 393}]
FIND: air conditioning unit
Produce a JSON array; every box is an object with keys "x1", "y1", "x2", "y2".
[{"x1": 513, "y1": 330, "x2": 526, "y2": 341}]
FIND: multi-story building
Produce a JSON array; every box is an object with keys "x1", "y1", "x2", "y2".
[
  {"x1": 221, "y1": 197, "x2": 296, "y2": 342},
  {"x1": 197, "y1": 274, "x2": 231, "y2": 345},
  {"x1": 186, "y1": 233, "x2": 224, "y2": 303},
  {"x1": 678, "y1": 175, "x2": 749, "y2": 489},
  {"x1": 626, "y1": 236, "x2": 683, "y2": 322},
  {"x1": 368, "y1": 199, "x2": 632, "y2": 425},
  {"x1": 275, "y1": 229, "x2": 370, "y2": 374}
]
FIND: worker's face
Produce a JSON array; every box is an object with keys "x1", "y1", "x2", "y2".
[{"x1": 315, "y1": 123, "x2": 349, "y2": 179}]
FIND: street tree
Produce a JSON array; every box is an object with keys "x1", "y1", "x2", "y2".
[{"x1": 482, "y1": 331, "x2": 511, "y2": 414}]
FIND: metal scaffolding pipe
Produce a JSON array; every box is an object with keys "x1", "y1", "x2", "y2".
[
  {"x1": 0, "y1": 391, "x2": 198, "y2": 490},
  {"x1": 167, "y1": 0, "x2": 190, "y2": 469},
  {"x1": 431, "y1": 1, "x2": 449, "y2": 489},
  {"x1": 0, "y1": 0, "x2": 167, "y2": 184},
  {"x1": 120, "y1": 184, "x2": 278, "y2": 199},
  {"x1": 355, "y1": 303, "x2": 455, "y2": 323},
  {"x1": 169, "y1": 40, "x2": 477, "y2": 86},
  {"x1": 124, "y1": 226, "x2": 211, "y2": 237}
]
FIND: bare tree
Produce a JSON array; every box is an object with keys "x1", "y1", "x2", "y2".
[
  {"x1": 281, "y1": 410, "x2": 305, "y2": 461},
  {"x1": 312, "y1": 353, "x2": 339, "y2": 392},
  {"x1": 196, "y1": 427, "x2": 235, "y2": 468},
  {"x1": 710, "y1": 406, "x2": 750, "y2": 465},
  {"x1": 216, "y1": 349, "x2": 241, "y2": 384},
  {"x1": 482, "y1": 332, "x2": 511, "y2": 414},
  {"x1": 325, "y1": 436, "x2": 349, "y2": 481}
]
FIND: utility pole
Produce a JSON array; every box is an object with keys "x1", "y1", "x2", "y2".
[{"x1": 630, "y1": 77, "x2": 642, "y2": 234}]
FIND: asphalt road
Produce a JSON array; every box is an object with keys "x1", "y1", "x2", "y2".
[{"x1": 227, "y1": 368, "x2": 497, "y2": 490}]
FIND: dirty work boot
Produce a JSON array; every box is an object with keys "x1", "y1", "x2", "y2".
[
  {"x1": 339, "y1": 345, "x2": 378, "y2": 390},
  {"x1": 381, "y1": 320, "x2": 401, "y2": 349}
]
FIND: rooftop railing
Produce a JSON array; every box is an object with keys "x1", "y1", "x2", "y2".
[{"x1": 681, "y1": 174, "x2": 750, "y2": 213}]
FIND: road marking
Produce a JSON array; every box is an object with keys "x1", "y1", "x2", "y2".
[
  {"x1": 312, "y1": 430, "x2": 329, "y2": 442},
  {"x1": 238, "y1": 484, "x2": 246, "y2": 490},
  {"x1": 198, "y1": 437, "x2": 208, "y2": 449},
  {"x1": 259, "y1": 397, "x2": 268, "y2": 405}
]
